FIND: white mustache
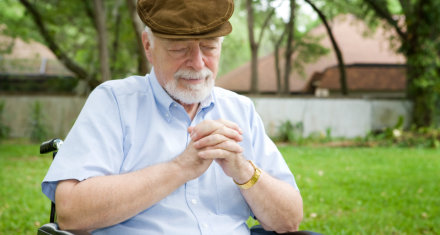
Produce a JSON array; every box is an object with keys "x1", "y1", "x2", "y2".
[{"x1": 174, "y1": 68, "x2": 213, "y2": 80}]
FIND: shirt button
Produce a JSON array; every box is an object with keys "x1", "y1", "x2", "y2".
[
  {"x1": 203, "y1": 223, "x2": 208, "y2": 228},
  {"x1": 191, "y1": 199, "x2": 197, "y2": 205}
]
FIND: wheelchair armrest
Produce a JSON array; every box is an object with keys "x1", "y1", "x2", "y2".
[
  {"x1": 38, "y1": 223, "x2": 73, "y2": 235},
  {"x1": 40, "y1": 139, "x2": 64, "y2": 154},
  {"x1": 37, "y1": 223, "x2": 90, "y2": 235}
]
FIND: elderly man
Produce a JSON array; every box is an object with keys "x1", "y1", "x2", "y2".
[{"x1": 42, "y1": 0, "x2": 304, "y2": 234}]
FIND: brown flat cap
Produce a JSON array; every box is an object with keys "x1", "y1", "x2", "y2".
[{"x1": 137, "y1": 0, "x2": 234, "y2": 39}]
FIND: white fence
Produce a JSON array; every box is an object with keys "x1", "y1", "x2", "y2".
[
  {"x1": 252, "y1": 97, "x2": 413, "y2": 138},
  {"x1": 0, "y1": 95, "x2": 86, "y2": 138},
  {"x1": 0, "y1": 95, "x2": 412, "y2": 139}
]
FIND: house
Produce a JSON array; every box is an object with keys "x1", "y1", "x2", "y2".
[
  {"x1": 308, "y1": 63, "x2": 406, "y2": 98},
  {"x1": 0, "y1": 34, "x2": 76, "y2": 94},
  {"x1": 217, "y1": 14, "x2": 406, "y2": 96}
]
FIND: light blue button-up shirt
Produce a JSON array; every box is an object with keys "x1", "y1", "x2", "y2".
[{"x1": 42, "y1": 69, "x2": 298, "y2": 235}]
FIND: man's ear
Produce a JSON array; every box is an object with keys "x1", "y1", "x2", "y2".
[{"x1": 142, "y1": 31, "x2": 153, "y2": 63}]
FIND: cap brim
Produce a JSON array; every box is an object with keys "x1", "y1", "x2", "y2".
[{"x1": 152, "y1": 21, "x2": 232, "y2": 39}]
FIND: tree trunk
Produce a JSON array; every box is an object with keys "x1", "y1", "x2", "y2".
[
  {"x1": 405, "y1": 9, "x2": 437, "y2": 127},
  {"x1": 274, "y1": 28, "x2": 287, "y2": 95},
  {"x1": 246, "y1": 0, "x2": 259, "y2": 94},
  {"x1": 401, "y1": 1, "x2": 440, "y2": 127},
  {"x1": 275, "y1": 45, "x2": 282, "y2": 95},
  {"x1": 283, "y1": 0, "x2": 296, "y2": 95},
  {"x1": 93, "y1": 0, "x2": 111, "y2": 82},
  {"x1": 110, "y1": 0, "x2": 123, "y2": 72},
  {"x1": 126, "y1": 0, "x2": 150, "y2": 75},
  {"x1": 304, "y1": 0, "x2": 347, "y2": 95}
]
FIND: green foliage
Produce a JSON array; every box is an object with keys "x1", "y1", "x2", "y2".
[
  {"x1": 291, "y1": 34, "x2": 330, "y2": 79},
  {"x1": 398, "y1": 127, "x2": 440, "y2": 148},
  {"x1": 221, "y1": 0, "x2": 330, "y2": 78},
  {"x1": 0, "y1": 74, "x2": 79, "y2": 94},
  {"x1": 275, "y1": 116, "x2": 440, "y2": 148},
  {"x1": 406, "y1": 37, "x2": 440, "y2": 127},
  {"x1": 275, "y1": 120, "x2": 334, "y2": 145},
  {"x1": 0, "y1": 0, "x2": 141, "y2": 82},
  {"x1": 276, "y1": 120, "x2": 304, "y2": 143},
  {"x1": 363, "y1": 116, "x2": 440, "y2": 148},
  {"x1": 0, "y1": 0, "x2": 41, "y2": 41},
  {"x1": 219, "y1": 5, "x2": 251, "y2": 76},
  {"x1": 29, "y1": 101, "x2": 49, "y2": 143},
  {"x1": 335, "y1": 0, "x2": 440, "y2": 127},
  {"x1": 0, "y1": 100, "x2": 11, "y2": 140},
  {"x1": 365, "y1": 126, "x2": 440, "y2": 148}
]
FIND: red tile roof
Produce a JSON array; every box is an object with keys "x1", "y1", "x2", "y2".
[
  {"x1": 309, "y1": 63, "x2": 406, "y2": 92},
  {"x1": 217, "y1": 14, "x2": 406, "y2": 93}
]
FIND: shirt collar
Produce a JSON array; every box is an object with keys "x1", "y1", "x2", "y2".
[{"x1": 199, "y1": 90, "x2": 214, "y2": 111}]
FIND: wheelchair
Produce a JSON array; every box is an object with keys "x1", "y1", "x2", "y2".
[
  {"x1": 37, "y1": 139, "x2": 320, "y2": 235},
  {"x1": 37, "y1": 138, "x2": 90, "y2": 235}
]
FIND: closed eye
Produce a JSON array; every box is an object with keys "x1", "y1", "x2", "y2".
[
  {"x1": 202, "y1": 46, "x2": 216, "y2": 50},
  {"x1": 169, "y1": 48, "x2": 186, "y2": 53}
]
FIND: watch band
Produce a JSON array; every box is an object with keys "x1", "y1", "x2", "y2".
[{"x1": 234, "y1": 160, "x2": 261, "y2": 189}]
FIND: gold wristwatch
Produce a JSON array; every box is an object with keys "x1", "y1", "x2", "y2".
[{"x1": 234, "y1": 160, "x2": 261, "y2": 189}]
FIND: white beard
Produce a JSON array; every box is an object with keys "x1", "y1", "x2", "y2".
[{"x1": 164, "y1": 68, "x2": 215, "y2": 104}]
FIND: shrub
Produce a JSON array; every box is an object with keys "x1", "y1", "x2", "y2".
[
  {"x1": 0, "y1": 100, "x2": 11, "y2": 140},
  {"x1": 363, "y1": 116, "x2": 440, "y2": 148},
  {"x1": 277, "y1": 120, "x2": 304, "y2": 143},
  {"x1": 29, "y1": 101, "x2": 49, "y2": 142}
]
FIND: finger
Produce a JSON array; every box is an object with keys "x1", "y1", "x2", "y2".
[
  {"x1": 193, "y1": 133, "x2": 229, "y2": 149},
  {"x1": 217, "y1": 119, "x2": 243, "y2": 134},
  {"x1": 198, "y1": 149, "x2": 230, "y2": 160},
  {"x1": 212, "y1": 125, "x2": 243, "y2": 142},
  {"x1": 198, "y1": 141, "x2": 243, "y2": 159},
  {"x1": 190, "y1": 120, "x2": 223, "y2": 141},
  {"x1": 191, "y1": 120, "x2": 242, "y2": 142},
  {"x1": 214, "y1": 140, "x2": 243, "y2": 153}
]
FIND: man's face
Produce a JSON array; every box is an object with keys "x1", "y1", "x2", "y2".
[{"x1": 144, "y1": 33, "x2": 222, "y2": 104}]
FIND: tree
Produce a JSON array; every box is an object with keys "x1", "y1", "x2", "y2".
[
  {"x1": 2, "y1": 0, "x2": 150, "y2": 90},
  {"x1": 304, "y1": 0, "x2": 348, "y2": 95},
  {"x1": 93, "y1": 0, "x2": 111, "y2": 82},
  {"x1": 18, "y1": 0, "x2": 99, "y2": 88},
  {"x1": 267, "y1": 0, "x2": 329, "y2": 95},
  {"x1": 246, "y1": 0, "x2": 277, "y2": 94},
  {"x1": 282, "y1": 0, "x2": 296, "y2": 95},
  {"x1": 272, "y1": 26, "x2": 286, "y2": 95},
  {"x1": 356, "y1": 0, "x2": 440, "y2": 127},
  {"x1": 125, "y1": 0, "x2": 149, "y2": 75}
]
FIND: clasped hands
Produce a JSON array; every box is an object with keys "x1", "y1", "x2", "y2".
[{"x1": 174, "y1": 119, "x2": 254, "y2": 184}]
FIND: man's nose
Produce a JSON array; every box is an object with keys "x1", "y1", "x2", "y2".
[{"x1": 186, "y1": 46, "x2": 205, "y2": 71}]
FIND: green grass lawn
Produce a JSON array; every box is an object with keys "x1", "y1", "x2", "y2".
[
  {"x1": 0, "y1": 143, "x2": 52, "y2": 234},
  {"x1": 284, "y1": 147, "x2": 440, "y2": 234},
  {"x1": 0, "y1": 143, "x2": 439, "y2": 234}
]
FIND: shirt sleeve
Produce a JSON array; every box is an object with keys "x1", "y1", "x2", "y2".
[
  {"x1": 248, "y1": 101, "x2": 299, "y2": 191},
  {"x1": 41, "y1": 84, "x2": 125, "y2": 202}
]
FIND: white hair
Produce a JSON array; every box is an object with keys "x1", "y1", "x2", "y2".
[{"x1": 145, "y1": 26, "x2": 155, "y2": 48}]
